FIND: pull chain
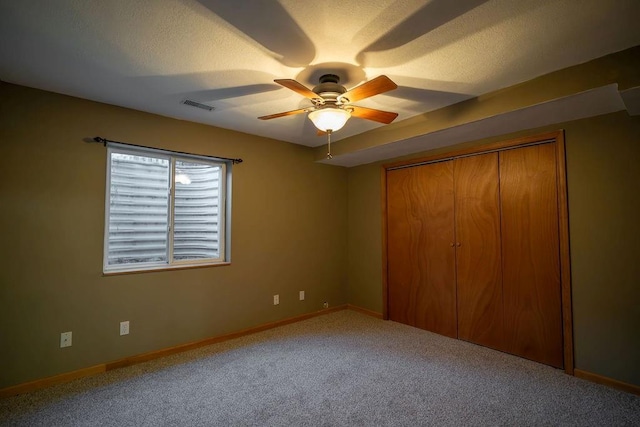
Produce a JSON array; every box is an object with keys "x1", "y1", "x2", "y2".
[{"x1": 326, "y1": 130, "x2": 333, "y2": 160}]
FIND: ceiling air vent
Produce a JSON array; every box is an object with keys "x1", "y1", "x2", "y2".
[{"x1": 181, "y1": 99, "x2": 215, "y2": 111}]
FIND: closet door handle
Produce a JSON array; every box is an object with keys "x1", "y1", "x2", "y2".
[
  {"x1": 450, "y1": 243, "x2": 455, "y2": 247},
  {"x1": 456, "y1": 242, "x2": 461, "y2": 247}
]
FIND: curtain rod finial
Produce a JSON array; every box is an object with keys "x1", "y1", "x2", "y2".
[{"x1": 93, "y1": 136, "x2": 107, "y2": 146}]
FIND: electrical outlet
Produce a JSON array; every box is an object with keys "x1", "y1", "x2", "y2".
[
  {"x1": 299, "y1": 290, "x2": 305, "y2": 301},
  {"x1": 323, "y1": 301, "x2": 329, "y2": 309},
  {"x1": 273, "y1": 294, "x2": 279, "y2": 305},
  {"x1": 60, "y1": 331, "x2": 72, "y2": 348},
  {"x1": 120, "y1": 321, "x2": 130, "y2": 336}
]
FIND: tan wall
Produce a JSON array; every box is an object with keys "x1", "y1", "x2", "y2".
[
  {"x1": 347, "y1": 165, "x2": 383, "y2": 310},
  {"x1": 0, "y1": 82, "x2": 348, "y2": 388},
  {"x1": 346, "y1": 111, "x2": 640, "y2": 387}
]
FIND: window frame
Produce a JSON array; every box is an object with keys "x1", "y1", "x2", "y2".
[{"x1": 103, "y1": 143, "x2": 231, "y2": 274}]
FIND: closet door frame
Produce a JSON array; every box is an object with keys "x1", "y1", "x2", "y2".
[{"x1": 381, "y1": 130, "x2": 574, "y2": 375}]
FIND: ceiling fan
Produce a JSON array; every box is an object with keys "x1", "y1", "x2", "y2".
[{"x1": 258, "y1": 74, "x2": 399, "y2": 140}]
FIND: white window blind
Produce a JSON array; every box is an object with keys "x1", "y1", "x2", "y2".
[
  {"x1": 104, "y1": 144, "x2": 230, "y2": 273},
  {"x1": 173, "y1": 160, "x2": 221, "y2": 261}
]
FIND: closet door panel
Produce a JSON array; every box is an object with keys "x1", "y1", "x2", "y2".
[
  {"x1": 454, "y1": 153, "x2": 504, "y2": 350},
  {"x1": 500, "y1": 144, "x2": 563, "y2": 368},
  {"x1": 387, "y1": 162, "x2": 457, "y2": 338},
  {"x1": 387, "y1": 168, "x2": 417, "y2": 327}
]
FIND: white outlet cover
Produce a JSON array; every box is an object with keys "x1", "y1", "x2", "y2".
[
  {"x1": 120, "y1": 321, "x2": 130, "y2": 336},
  {"x1": 299, "y1": 290, "x2": 305, "y2": 301},
  {"x1": 273, "y1": 294, "x2": 279, "y2": 305},
  {"x1": 60, "y1": 331, "x2": 72, "y2": 348}
]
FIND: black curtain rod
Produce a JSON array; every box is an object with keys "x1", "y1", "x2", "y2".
[{"x1": 90, "y1": 137, "x2": 243, "y2": 164}]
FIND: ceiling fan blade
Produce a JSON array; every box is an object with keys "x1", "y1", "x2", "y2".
[
  {"x1": 350, "y1": 106, "x2": 398, "y2": 124},
  {"x1": 339, "y1": 75, "x2": 398, "y2": 103},
  {"x1": 258, "y1": 108, "x2": 309, "y2": 120},
  {"x1": 275, "y1": 79, "x2": 321, "y2": 100}
]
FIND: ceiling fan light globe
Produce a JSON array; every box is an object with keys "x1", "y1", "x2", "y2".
[{"x1": 308, "y1": 108, "x2": 350, "y2": 132}]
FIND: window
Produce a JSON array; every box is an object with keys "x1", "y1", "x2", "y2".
[{"x1": 104, "y1": 143, "x2": 231, "y2": 273}]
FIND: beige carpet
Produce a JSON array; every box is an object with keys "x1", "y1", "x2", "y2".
[{"x1": 1, "y1": 310, "x2": 639, "y2": 426}]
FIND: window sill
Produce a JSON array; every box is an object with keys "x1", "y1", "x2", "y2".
[{"x1": 103, "y1": 262, "x2": 231, "y2": 276}]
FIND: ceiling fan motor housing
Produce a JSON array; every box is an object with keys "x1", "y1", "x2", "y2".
[{"x1": 313, "y1": 74, "x2": 347, "y2": 105}]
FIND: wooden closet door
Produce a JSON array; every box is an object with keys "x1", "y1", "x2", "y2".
[
  {"x1": 387, "y1": 162, "x2": 457, "y2": 338},
  {"x1": 454, "y1": 153, "x2": 504, "y2": 351},
  {"x1": 499, "y1": 143, "x2": 563, "y2": 368}
]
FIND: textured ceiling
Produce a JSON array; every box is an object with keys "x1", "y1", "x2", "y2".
[{"x1": 1, "y1": 0, "x2": 640, "y2": 158}]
